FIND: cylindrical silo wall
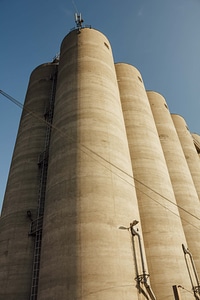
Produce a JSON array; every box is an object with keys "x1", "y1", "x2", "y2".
[
  {"x1": 172, "y1": 114, "x2": 200, "y2": 200},
  {"x1": 148, "y1": 91, "x2": 200, "y2": 277},
  {"x1": 0, "y1": 62, "x2": 58, "y2": 300},
  {"x1": 116, "y1": 63, "x2": 192, "y2": 300},
  {"x1": 38, "y1": 28, "x2": 141, "y2": 300},
  {"x1": 192, "y1": 133, "x2": 200, "y2": 159}
]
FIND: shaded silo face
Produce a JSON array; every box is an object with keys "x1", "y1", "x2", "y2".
[
  {"x1": 116, "y1": 64, "x2": 192, "y2": 300},
  {"x1": 0, "y1": 62, "x2": 58, "y2": 299},
  {"x1": 38, "y1": 29, "x2": 141, "y2": 300},
  {"x1": 148, "y1": 91, "x2": 200, "y2": 278},
  {"x1": 172, "y1": 114, "x2": 200, "y2": 201}
]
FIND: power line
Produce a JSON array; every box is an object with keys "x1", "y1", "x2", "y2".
[
  {"x1": 134, "y1": 177, "x2": 200, "y2": 223},
  {"x1": 134, "y1": 183, "x2": 200, "y2": 232},
  {"x1": 72, "y1": 0, "x2": 79, "y2": 13},
  {"x1": 1, "y1": 89, "x2": 200, "y2": 231}
]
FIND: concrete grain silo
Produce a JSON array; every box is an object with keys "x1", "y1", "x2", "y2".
[
  {"x1": 1, "y1": 20, "x2": 200, "y2": 300},
  {"x1": 172, "y1": 114, "x2": 200, "y2": 200},
  {"x1": 115, "y1": 63, "x2": 192, "y2": 300},
  {"x1": 148, "y1": 91, "x2": 200, "y2": 278},
  {"x1": 36, "y1": 28, "x2": 142, "y2": 300},
  {"x1": 0, "y1": 62, "x2": 58, "y2": 300}
]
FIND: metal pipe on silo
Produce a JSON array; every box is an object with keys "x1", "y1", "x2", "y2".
[
  {"x1": 172, "y1": 114, "x2": 200, "y2": 201},
  {"x1": 37, "y1": 28, "x2": 141, "y2": 300},
  {"x1": 115, "y1": 63, "x2": 192, "y2": 300},
  {"x1": 0, "y1": 62, "x2": 58, "y2": 300},
  {"x1": 147, "y1": 91, "x2": 200, "y2": 279}
]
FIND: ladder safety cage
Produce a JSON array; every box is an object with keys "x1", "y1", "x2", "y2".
[{"x1": 29, "y1": 66, "x2": 58, "y2": 300}]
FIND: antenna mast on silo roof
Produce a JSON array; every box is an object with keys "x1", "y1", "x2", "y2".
[
  {"x1": 74, "y1": 12, "x2": 84, "y2": 29},
  {"x1": 72, "y1": 0, "x2": 84, "y2": 29}
]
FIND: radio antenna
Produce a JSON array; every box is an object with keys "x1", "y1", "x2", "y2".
[{"x1": 72, "y1": 1, "x2": 84, "y2": 29}]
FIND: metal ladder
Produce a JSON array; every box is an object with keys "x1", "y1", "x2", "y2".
[{"x1": 29, "y1": 65, "x2": 58, "y2": 300}]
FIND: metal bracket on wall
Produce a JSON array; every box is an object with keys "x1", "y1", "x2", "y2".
[
  {"x1": 182, "y1": 244, "x2": 200, "y2": 300},
  {"x1": 130, "y1": 221, "x2": 156, "y2": 300},
  {"x1": 28, "y1": 217, "x2": 43, "y2": 237}
]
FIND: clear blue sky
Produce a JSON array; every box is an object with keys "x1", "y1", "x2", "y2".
[{"x1": 1, "y1": 0, "x2": 200, "y2": 211}]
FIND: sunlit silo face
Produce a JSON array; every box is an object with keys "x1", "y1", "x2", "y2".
[
  {"x1": 37, "y1": 28, "x2": 141, "y2": 300},
  {"x1": 148, "y1": 90, "x2": 200, "y2": 280},
  {"x1": 172, "y1": 114, "x2": 200, "y2": 201},
  {"x1": 116, "y1": 66, "x2": 192, "y2": 300}
]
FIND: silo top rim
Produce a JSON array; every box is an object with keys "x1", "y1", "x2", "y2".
[
  {"x1": 115, "y1": 62, "x2": 142, "y2": 75},
  {"x1": 61, "y1": 26, "x2": 112, "y2": 50},
  {"x1": 171, "y1": 113, "x2": 187, "y2": 123},
  {"x1": 69, "y1": 24, "x2": 92, "y2": 33},
  {"x1": 66, "y1": 26, "x2": 110, "y2": 40},
  {"x1": 32, "y1": 61, "x2": 59, "y2": 74},
  {"x1": 146, "y1": 90, "x2": 166, "y2": 100}
]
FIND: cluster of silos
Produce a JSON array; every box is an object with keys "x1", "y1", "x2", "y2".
[
  {"x1": 115, "y1": 64, "x2": 196, "y2": 299},
  {"x1": 0, "y1": 26, "x2": 200, "y2": 300},
  {"x1": 147, "y1": 91, "x2": 200, "y2": 278}
]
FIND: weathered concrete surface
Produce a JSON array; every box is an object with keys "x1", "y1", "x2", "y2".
[
  {"x1": 172, "y1": 114, "x2": 200, "y2": 201},
  {"x1": 116, "y1": 63, "x2": 192, "y2": 300},
  {"x1": 0, "y1": 62, "x2": 58, "y2": 300},
  {"x1": 148, "y1": 91, "x2": 200, "y2": 281},
  {"x1": 38, "y1": 29, "x2": 142, "y2": 300}
]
